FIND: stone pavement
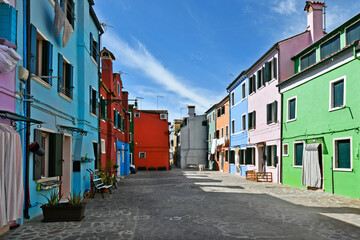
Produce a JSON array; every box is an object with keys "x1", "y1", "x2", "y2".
[{"x1": 2, "y1": 168, "x2": 360, "y2": 240}]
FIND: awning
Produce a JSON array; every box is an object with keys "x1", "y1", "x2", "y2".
[
  {"x1": 57, "y1": 125, "x2": 87, "y2": 135},
  {"x1": 0, "y1": 110, "x2": 43, "y2": 130}
]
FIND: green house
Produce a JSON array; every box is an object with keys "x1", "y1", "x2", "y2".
[{"x1": 278, "y1": 13, "x2": 360, "y2": 198}]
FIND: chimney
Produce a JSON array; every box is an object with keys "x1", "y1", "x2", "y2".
[
  {"x1": 188, "y1": 105, "x2": 195, "y2": 119},
  {"x1": 305, "y1": 1, "x2": 325, "y2": 43},
  {"x1": 100, "y1": 47, "x2": 116, "y2": 92}
]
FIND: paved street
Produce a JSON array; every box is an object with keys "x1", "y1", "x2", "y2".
[{"x1": 2, "y1": 168, "x2": 360, "y2": 240}]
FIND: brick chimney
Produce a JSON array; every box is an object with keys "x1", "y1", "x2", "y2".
[
  {"x1": 100, "y1": 47, "x2": 116, "y2": 93},
  {"x1": 304, "y1": 1, "x2": 325, "y2": 43},
  {"x1": 188, "y1": 105, "x2": 195, "y2": 119}
]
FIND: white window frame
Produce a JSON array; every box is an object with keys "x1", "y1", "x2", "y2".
[
  {"x1": 266, "y1": 144, "x2": 277, "y2": 168},
  {"x1": 241, "y1": 82, "x2": 246, "y2": 100},
  {"x1": 241, "y1": 113, "x2": 246, "y2": 132},
  {"x1": 287, "y1": 96, "x2": 297, "y2": 122},
  {"x1": 101, "y1": 139, "x2": 106, "y2": 154},
  {"x1": 333, "y1": 137, "x2": 353, "y2": 172},
  {"x1": 293, "y1": 141, "x2": 305, "y2": 168},
  {"x1": 139, "y1": 152, "x2": 146, "y2": 159},
  {"x1": 345, "y1": 20, "x2": 360, "y2": 45},
  {"x1": 329, "y1": 76, "x2": 346, "y2": 112},
  {"x1": 282, "y1": 143, "x2": 289, "y2": 157},
  {"x1": 231, "y1": 91, "x2": 235, "y2": 106},
  {"x1": 134, "y1": 112, "x2": 140, "y2": 118},
  {"x1": 231, "y1": 120, "x2": 235, "y2": 134}
]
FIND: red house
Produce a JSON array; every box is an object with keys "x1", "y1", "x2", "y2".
[
  {"x1": 133, "y1": 109, "x2": 170, "y2": 170},
  {"x1": 99, "y1": 47, "x2": 130, "y2": 174}
]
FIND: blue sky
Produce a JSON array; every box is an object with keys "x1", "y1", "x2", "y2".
[{"x1": 94, "y1": 0, "x2": 360, "y2": 121}]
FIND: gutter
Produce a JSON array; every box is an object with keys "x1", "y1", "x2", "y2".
[
  {"x1": 97, "y1": 30, "x2": 103, "y2": 170},
  {"x1": 277, "y1": 44, "x2": 283, "y2": 185}
]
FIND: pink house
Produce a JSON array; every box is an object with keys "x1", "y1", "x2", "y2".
[{"x1": 245, "y1": 1, "x2": 325, "y2": 183}]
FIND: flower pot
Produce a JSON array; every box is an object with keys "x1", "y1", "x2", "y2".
[{"x1": 41, "y1": 203, "x2": 86, "y2": 222}]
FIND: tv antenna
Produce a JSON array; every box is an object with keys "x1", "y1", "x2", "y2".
[
  {"x1": 323, "y1": 1, "x2": 327, "y2": 32},
  {"x1": 100, "y1": 23, "x2": 114, "y2": 31}
]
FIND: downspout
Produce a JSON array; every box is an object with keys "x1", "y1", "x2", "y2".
[
  {"x1": 277, "y1": 45, "x2": 283, "y2": 185},
  {"x1": 24, "y1": 0, "x2": 31, "y2": 219},
  {"x1": 97, "y1": 31, "x2": 103, "y2": 170}
]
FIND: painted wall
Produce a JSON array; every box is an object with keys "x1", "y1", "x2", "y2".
[
  {"x1": 206, "y1": 107, "x2": 216, "y2": 153},
  {"x1": 215, "y1": 97, "x2": 230, "y2": 172},
  {"x1": 116, "y1": 141, "x2": 130, "y2": 176}
]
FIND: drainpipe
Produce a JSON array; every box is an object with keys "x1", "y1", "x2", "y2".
[
  {"x1": 97, "y1": 31, "x2": 103, "y2": 170},
  {"x1": 24, "y1": 0, "x2": 31, "y2": 219},
  {"x1": 277, "y1": 45, "x2": 283, "y2": 185}
]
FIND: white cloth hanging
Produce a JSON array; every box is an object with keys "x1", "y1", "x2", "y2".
[
  {"x1": 0, "y1": 124, "x2": 24, "y2": 228},
  {"x1": 302, "y1": 143, "x2": 321, "y2": 188},
  {"x1": 211, "y1": 139, "x2": 217, "y2": 154},
  {"x1": 53, "y1": 1, "x2": 65, "y2": 37}
]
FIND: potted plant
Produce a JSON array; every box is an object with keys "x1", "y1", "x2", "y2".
[{"x1": 41, "y1": 189, "x2": 86, "y2": 222}]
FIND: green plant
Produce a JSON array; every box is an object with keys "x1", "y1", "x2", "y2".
[
  {"x1": 41, "y1": 189, "x2": 63, "y2": 206},
  {"x1": 113, "y1": 164, "x2": 119, "y2": 169},
  {"x1": 67, "y1": 190, "x2": 85, "y2": 206}
]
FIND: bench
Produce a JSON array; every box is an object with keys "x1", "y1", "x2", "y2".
[{"x1": 91, "y1": 178, "x2": 112, "y2": 198}]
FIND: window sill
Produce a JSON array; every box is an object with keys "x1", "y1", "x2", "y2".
[
  {"x1": 90, "y1": 113, "x2": 97, "y2": 118},
  {"x1": 269, "y1": 78, "x2": 277, "y2": 84},
  {"x1": 267, "y1": 166, "x2": 276, "y2": 169},
  {"x1": 32, "y1": 76, "x2": 52, "y2": 89},
  {"x1": 267, "y1": 122, "x2": 278, "y2": 126},
  {"x1": 282, "y1": 154, "x2": 289, "y2": 157},
  {"x1": 333, "y1": 168, "x2": 353, "y2": 172},
  {"x1": 293, "y1": 165, "x2": 302, "y2": 168},
  {"x1": 58, "y1": 92, "x2": 73, "y2": 102},
  {"x1": 91, "y1": 56, "x2": 98, "y2": 66},
  {"x1": 329, "y1": 106, "x2": 345, "y2": 112},
  {"x1": 249, "y1": 92, "x2": 256, "y2": 96},
  {"x1": 257, "y1": 86, "x2": 265, "y2": 91},
  {"x1": 36, "y1": 176, "x2": 58, "y2": 184},
  {"x1": 286, "y1": 118, "x2": 296, "y2": 123}
]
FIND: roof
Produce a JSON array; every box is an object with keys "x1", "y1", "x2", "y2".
[
  {"x1": 173, "y1": 119, "x2": 183, "y2": 124},
  {"x1": 304, "y1": 1, "x2": 325, "y2": 11},
  {"x1": 226, "y1": 70, "x2": 247, "y2": 92},
  {"x1": 100, "y1": 47, "x2": 116, "y2": 60},
  {"x1": 292, "y1": 12, "x2": 360, "y2": 60},
  {"x1": 137, "y1": 110, "x2": 168, "y2": 114},
  {"x1": 204, "y1": 103, "x2": 218, "y2": 114},
  {"x1": 216, "y1": 94, "x2": 230, "y2": 108}
]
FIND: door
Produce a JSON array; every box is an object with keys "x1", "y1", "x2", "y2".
[
  {"x1": 61, "y1": 135, "x2": 71, "y2": 199},
  {"x1": 258, "y1": 146, "x2": 263, "y2": 172},
  {"x1": 117, "y1": 150, "x2": 121, "y2": 177},
  {"x1": 220, "y1": 151, "x2": 224, "y2": 172}
]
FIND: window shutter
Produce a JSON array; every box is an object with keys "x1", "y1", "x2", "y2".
[
  {"x1": 266, "y1": 104, "x2": 271, "y2": 124},
  {"x1": 30, "y1": 24, "x2": 37, "y2": 74},
  {"x1": 257, "y1": 72, "x2": 261, "y2": 89},
  {"x1": 33, "y1": 129, "x2": 43, "y2": 180},
  {"x1": 114, "y1": 110, "x2": 117, "y2": 126},
  {"x1": 265, "y1": 62, "x2": 270, "y2": 82},
  {"x1": 274, "y1": 101, "x2": 278, "y2": 122},
  {"x1": 252, "y1": 76, "x2": 256, "y2": 93},
  {"x1": 70, "y1": 0, "x2": 75, "y2": 25},
  {"x1": 41, "y1": 41, "x2": 50, "y2": 82},
  {"x1": 89, "y1": 86, "x2": 93, "y2": 113},
  {"x1": 266, "y1": 146, "x2": 271, "y2": 166},
  {"x1": 337, "y1": 140, "x2": 350, "y2": 168},
  {"x1": 49, "y1": 133, "x2": 63, "y2": 177},
  {"x1": 58, "y1": 53, "x2": 63, "y2": 93},
  {"x1": 273, "y1": 58, "x2": 277, "y2": 79},
  {"x1": 245, "y1": 148, "x2": 251, "y2": 165},
  {"x1": 273, "y1": 145, "x2": 277, "y2": 167},
  {"x1": 90, "y1": 32, "x2": 93, "y2": 57},
  {"x1": 253, "y1": 111, "x2": 256, "y2": 128},
  {"x1": 94, "y1": 90, "x2": 98, "y2": 115},
  {"x1": 261, "y1": 67, "x2": 265, "y2": 86},
  {"x1": 0, "y1": 4, "x2": 17, "y2": 43},
  {"x1": 100, "y1": 98, "x2": 105, "y2": 118},
  {"x1": 60, "y1": 0, "x2": 65, "y2": 11},
  {"x1": 69, "y1": 64, "x2": 73, "y2": 98},
  {"x1": 334, "y1": 81, "x2": 344, "y2": 108},
  {"x1": 48, "y1": 42, "x2": 53, "y2": 84}
]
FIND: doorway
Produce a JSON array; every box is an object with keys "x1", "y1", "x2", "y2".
[
  {"x1": 257, "y1": 146, "x2": 263, "y2": 172},
  {"x1": 220, "y1": 151, "x2": 224, "y2": 172},
  {"x1": 117, "y1": 150, "x2": 121, "y2": 177},
  {"x1": 61, "y1": 135, "x2": 71, "y2": 199}
]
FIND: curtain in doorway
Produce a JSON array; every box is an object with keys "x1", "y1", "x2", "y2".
[
  {"x1": 0, "y1": 123, "x2": 24, "y2": 228},
  {"x1": 302, "y1": 143, "x2": 321, "y2": 188}
]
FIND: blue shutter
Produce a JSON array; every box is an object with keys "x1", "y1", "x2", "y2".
[
  {"x1": 58, "y1": 53, "x2": 63, "y2": 93},
  {"x1": 69, "y1": 64, "x2": 73, "y2": 98},
  {"x1": 89, "y1": 86, "x2": 93, "y2": 113},
  {"x1": 0, "y1": 3, "x2": 17, "y2": 43},
  {"x1": 333, "y1": 80, "x2": 344, "y2": 108},
  {"x1": 90, "y1": 32, "x2": 93, "y2": 57},
  {"x1": 30, "y1": 24, "x2": 37, "y2": 74},
  {"x1": 48, "y1": 42, "x2": 53, "y2": 85},
  {"x1": 337, "y1": 140, "x2": 350, "y2": 168}
]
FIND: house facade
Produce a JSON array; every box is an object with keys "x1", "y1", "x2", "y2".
[
  {"x1": 215, "y1": 96, "x2": 230, "y2": 172},
  {"x1": 179, "y1": 105, "x2": 207, "y2": 168},
  {"x1": 279, "y1": 13, "x2": 360, "y2": 198},
  {"x1": 170, "y1": 119, "x2": 182, "y2": 167},
  {"x1": 133, "y1": 109, "x2": 169, "y2": 170},
  {"x1": 227, "y1": 72, "x2": 248, "y2": 176},
  {"x1": 100, "y1": 47, "x2": 130, "y2": 176},
  {"x1": 205, "y1": 104, "x2": 217, "y2": 169}
]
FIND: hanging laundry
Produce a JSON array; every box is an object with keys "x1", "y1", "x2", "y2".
[
  {"x1": 62, "y1": 18, "x2": 74, "y2": 47},
  {"x1": 0, "y1": 45, "x2": 22, "y2": 73},
  {"x1": 53, "y1": 1, "x2": 65, "y2": 37},
  {"x1": 302, "y1": 143, "x2": 321, "y2": 188}
]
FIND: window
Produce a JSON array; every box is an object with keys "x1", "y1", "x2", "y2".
[
  {"x1": 231, "y1": 120, "x2": 235, "y2": 134},
  {"x1": 129, "y1": 112, "x2": 132, "y2": 122},
  {"x1": 225, "y1": 150, "x2": 229, "y2": 162},
  {"x1": 346, "y1": 21, "x2": 360, "y2": 45},
  {"x1": 225, "y1": 126, "x2": 228, "y2": 137},
  {"x1": 229, "y1": 150, "x2": 235, "y2": 164},
  {"x1": 129, "y1": 133, "x2": 133, "y2": 143},
  {"x1": 241, "y1": 82, "x2": 246, "y2": 100},
  {"x1": 294, "y1": 142, "x2": 304, "y2": 167},
  {"x1": 334, "y1": 138, "x2": 352, "y2": 170},
  {"x1": 202, "y1": 120, "x2": 207, "y2": 126},
  {"x1": 90, "y1": 32, "x2": 99, "y2": 63},
  {"x1": 245, "y1": 148, "x2": 255, "y2": 165},
  {"x1": 287, "y1": 97, "x2": 297, "y2": 121},
  {"x1": 239, "y1": 149, "x2": 246, "y2": 165},
  {"x1": 217, "y1": 109, "x2": 221, "y2": 117},
  {"x1": 33, "y1": 129, "x2": 63, "y2": 180},
  {"x1": 100, "y1": 96, "x2": 107, "y2": 119},
  {"x1": 58, "y1": 53, "x2": 73, "y2": 99},
  {"x1": 30, "y1": 24, "x2": 53, "y2": 84},
  {"x1": 266, "y1": 145, "x2": 277, "y2": 167},
  {"x1": 60, "y1": 0, "x2": 75, "y2": 28},
  {"x1": 117, "y1": 113, "x2": 123, "y2": 130},
  {"x1": 221, "y1": 128, "x2": 224, "y2": 138},
  {"x1": 221, "y1": 105, "x2": 225, "y2": 115},
  {"x1": 300, "y1": 49, "x2": 316, "y2": 70},
  {"x1": 249, "y1": 75, "x2": 256, "y2": 94},
  {"x1": 257, "y1": 68, "x2": 265, "y2": 89},
  {"x1": 283, "y1": 143, "x2": 289, "y2": 156},
  {"x1": 117, "y1": 82, "x2": 121, "y2": 96},
  {"x1": 330, "y1": 77, "x2": 345, "y2": 110},
  {"x1": 241, "y1": 114, "x2": 246, "y2": 131},
  {"x1": 265, "y1": 59, "x2": 277, "y2": 83},
  {"x1": 248, "y1": 111, "x2": 256, "y2": 130},
  {"x1": 139, "y1": 152, "x2": 146, "y2": 158},
  {"x1": 134, "y1": 112, "x2": 140, "y2": 118},
  {"x1": 231, "y1": 92, "x2": 235, "y2": 106},
  {"x1": 213, "y1": 112, "x2": 215, "y2": 120},
  {"x1": 266, "y1": 101, "x2": 278, "y2": 124},
  {"x1": 320, "y1": 34, "x2": 340, "y2": 60},
  {"x1": 216, "y1": 130, "x2": 219, "y2": 139},
  {"x1": 101, "y1": 139, "x2": 106, "y2": 154},
  {"x1": 89, "y1": 86, "x2": 97, "y2": 115}
]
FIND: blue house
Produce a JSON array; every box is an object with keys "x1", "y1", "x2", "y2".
[
  {"x1": 227, "y1": 71, "x2": 248, "y2": 176},
  {"x1": 14, "y1": 0, "x2": 103, "y2": 219}
]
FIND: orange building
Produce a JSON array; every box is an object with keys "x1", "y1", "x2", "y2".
[
  {"x1": 133, "y1": 109, "x2": 170, "y2": 170},
  {"x1": 215, "y1": 95, "x2": 230, "y2": 172}
]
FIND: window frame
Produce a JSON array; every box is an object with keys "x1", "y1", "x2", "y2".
[
  {"x1": 90, "y1": 85, "x2": 97, "y2": 116},
  {"x1": 267, "y1": 101, "x2": 278, "y2": 125},
  {"x1": 239, "y1": 149, "x2": 246, "y2": 165},
  {"x1": 293, "y1": 141, "x2": 305, "y2": 168},
  {"x1": 231, "y1": 92, "x2": 235, "y2": 106},
  {"x1": 282, "y1": 143, "x2": 289, "y2": 157},
  {"x1": 246, "y1": 147, "x2": 256, "y2": 166},
  {"x1": 345, "y1": 20, "x2": 360, "y2": 45},
  {"x1": 58, "y1": 54, "x2": 73, "y2": 100},
  {"x1": 101, "y1": 139, "x2": 106, "y2": 154},
  {"x1": 231, "y1": 120, "x2": 235, "y2": 134},
  {"x1": 329, "y1": 76, "x2": 346, "y2": 112},
  {"x1": 248, "y1": 111, "x2": 256, "y2": 130},
  {"x1": 287, "y1": 96, "x2": 297, "y2": 122},
  {"x1": 134, "y1": 112, "x2": 140, "y2": 118},
  {"x1": 241, "y1": 113, "x2": 246, "y2": 132},
  {"x1": 117, "y1": 82, "x2": 121, "y2": 96},
  {"x1": 266, "y1": 145, "x2": 277, "y2": 168},
  {"x1": 320, "y1": 33, "x2": 341, "y2": 60},
  {"x1": 333, "y1": 137, "x2": 353, "y2": 171},
  {"x1": 241, "y1": 82, "x2": 246, "y2": 100},
  {"x1": 139, "y1": 152, "x2": 146, "y2": 159}
]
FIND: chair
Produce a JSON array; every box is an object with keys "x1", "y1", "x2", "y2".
[{"x1": 91, "y1": 178, "x2": 112, "y2": 198}]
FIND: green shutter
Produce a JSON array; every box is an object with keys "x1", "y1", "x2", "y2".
[
  {"x1": 245, "y1": 148, "x2": 251, "y2": 165},
  {"x1": 253, "y1": 111, "x2": 256, "y2": 128},
  {"x1": 30, "y1": 24, "x2": 37, "y2": 74},
  {"x1": 257, "y1": 71, "x2": 261, "y2": 89},
  {"x1": 33, "y1": 129, "x2": 43, "y2": 180},
  {"x1": 320, "y1": 34, "x2": 340, "y2": 59},
  {"x1": 295, "y1": 143, "x2": 303, "y2": 166},
  {"x1": 261, "y1": 67, "x2": 265, "y2": 86},
  {"x1": 346, "y1": 21, "x2": 360, "y2": 45},
  {"x1": 273, "y1": 58, "x2": 277, "y2": 79},
  {"x1": 333, "y1": 80, "x2": 344, "y2": 108},
  {"x1": 114, "y1": 110, "x2": 117, "y2": 127},
  {"x1": 267, "y1": 146, "x2": 271, "y2": 166},
  {"x1": 274, "y1": 101, "x2": 277, "y2": 122},
  {"x1": 267, "y1": 104, "x2": 271, "y2": 124},
  {"x1": 337, "y1": 140, "x2": 350, "y2": 168},
  {"x1": 49, "y1": 133, "x2": 63, "y2": 177},
  {"x1": 273, "y1": 145, "x2": 277, "y2": 167},
  {"x1": 265, "y1": 62, "x2": 270, "y2": 82},
  {"x1": 58, "y1": 53, "x2": 63, "y2": 93}
]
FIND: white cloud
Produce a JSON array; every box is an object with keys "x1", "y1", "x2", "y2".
[
  {"x1": 272, "y1": 0, "x2": 297, "y2": 15},
  {"x1": 102, "y1": 32, "x2": 213, "y2": 113}
]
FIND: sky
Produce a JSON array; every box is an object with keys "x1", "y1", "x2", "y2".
[{"x1": 93, "y1": 0, "x2": 360, "y2": 122}]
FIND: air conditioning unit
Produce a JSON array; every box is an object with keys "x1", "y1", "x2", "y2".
[
  {"x1": 160, "y1": 114, "x2": 167, "y2": 120},
  {"x1": 134, "y1": 112, "x2": 140, "y2": 118}
]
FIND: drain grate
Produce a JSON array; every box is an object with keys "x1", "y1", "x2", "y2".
[{"x1": 134, "y1": 215, "x2": 150, "y2": 220}]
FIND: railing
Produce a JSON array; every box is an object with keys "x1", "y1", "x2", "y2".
[{"x1": 61, "y1": 87, "x2": 72, "y2": 99}]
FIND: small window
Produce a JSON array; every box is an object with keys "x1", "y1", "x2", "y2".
[
  {"x1": 117, "y1": 82, "x2": 121, "y2": 96},
  {"x1": 100, "y1": 96, "x2": 107, "y2": 120},
  {"x1": 239, "y1": 149, "x2": 246, "y2": 165},
  {"x1": 89, "y1": 86, "x2": 97, "y2": 115},
  {"x1": 216, "y1": 130, "x2": 219, "y2": 139},
  {"x1": 334, "y1": 138, "x2": 351, "y2": 170},
  {"x1": 217, "y1": 109, "x2": 221, "y2": 117},
  {"x1": 283, "y1": 143, "x2": 289, "y2": 156},
  {"x1": 221, "y1": 128, "x2": 224, "y2": 138},
  {"x1": 270, "y1": 57, "x2": 277, "y2": 80},
  {"x1": 266, "y1": 145, "x2": 277, "y2": 167},
  {"x1": 245, "y1": 148, "x2": 255, "y2": 165},
  {"x1": 90, "y1": 32, "x2": 99, "y2": 63},
  {"x1": 248, "y1": 111, "x2": 256, "y2": 130},
  {"x1": 267, "y1": 101, "x2": 278, "y2": 124},
  {"x1": 231, "y1": 92, "x2": 235, "y2": 106},
  {"x1": 241, "y1": 82, "x2": 246, "y2": 100},
  {"x1": 249, "y1": 75, "x2": 256, "y2": 94},
  {"x1": 294, "y1": 142, "x2": 304, "y2": 167},
  {"x1": 221, "y1": 106, "x2": 225, "y2": 115},
  {"x1": 139, "y1": 152, "x2": 146, "y2": 159},
  {"x1": 60, "y1": 0, "x2": 75, "y2": 28},
  {"x1": 330, "y1": 78, "x2": 345, "y2": 110},
  {"x1": 202, "y1": 120, "x2": 207, "y2": 126},
  {"x1": 58, "y1": 54, "x2": 73, "y2": 99},
  {"x1": 134, "y1": 112, "x2": 140, "y2": 118},
  {"x1": 101, "y1": 139, "x2": 106, "y2": 154},
  {"x1": 225, "y1": 126, "x2": 228, "y2": 137},
  {"x1": 257, "y1": 68, "x2": 265, "y2": 89},
  {"x1": 241, "y1": 114, "x2": 246, "y2": 131},
  {"x1": 231, "y1": 120, "x2": 235, "y2": 134},
  {"x1": 229, "y1": 150, "x2": 235, "y2": 164},
  {"x1": 287, "y1": 97, "x2": 297, "y2": 121},
  {"x1": 225, "y1": 150, "x2": 229, "y2": 162},
  {"x1": 320, "y1": 34, "x2": 340, "y2": 60},
  {"x1": 346, "y1": 21, "x2": 360, "y2": 45},
  {"x1": 300, "y1": 49, "x2": 316, "y2": 70}
]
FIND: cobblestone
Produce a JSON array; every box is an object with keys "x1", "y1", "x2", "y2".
[{"x1": 2, "y1": 169, "x2": 360, "y2": 239}]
